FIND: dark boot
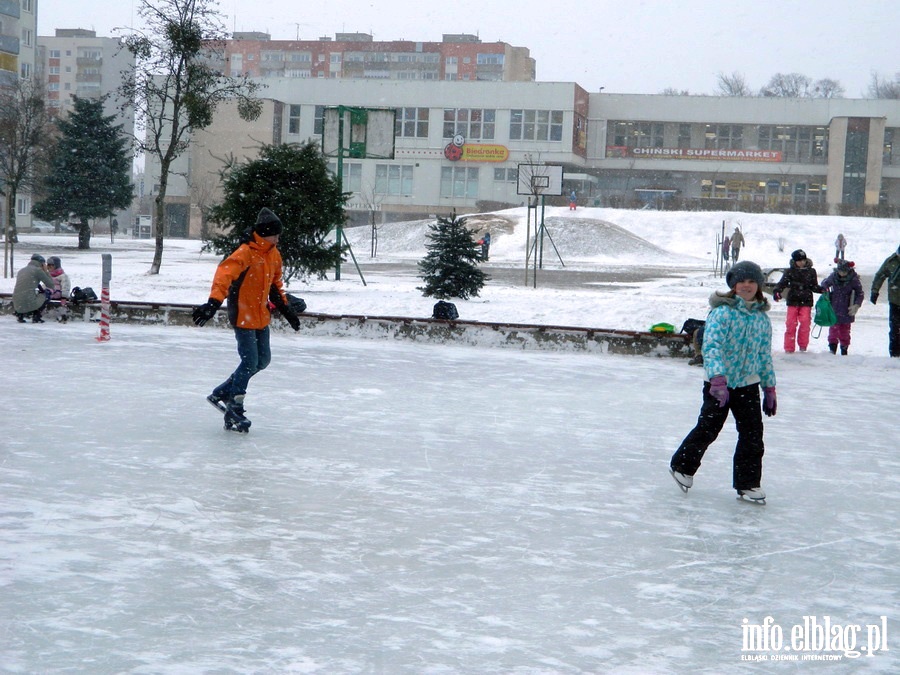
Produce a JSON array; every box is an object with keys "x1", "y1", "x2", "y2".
[
  {"x1": 32, "y1": 312, "x2": 45, "y2": 323},
  {"x1": 840, "y1": 346, "x2": 848, "y2": 356},
  {"x1": 15, "y1": 313, "x2": 26, "y2": 323},
  {"x1": 828, "y1": 343, "x2": 837, "y2": 354}
]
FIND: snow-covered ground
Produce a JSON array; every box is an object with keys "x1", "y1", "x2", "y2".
[{"x1": 2, "y1": 207, "x2": 898, "y2": 672}]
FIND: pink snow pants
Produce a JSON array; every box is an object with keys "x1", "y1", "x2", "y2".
[
  {"x1": 784, "y1": 305, "x2": 812, "y2": 352},
  {"x1": 828, "y1": 323, "x2": 852, "y2": 348}
]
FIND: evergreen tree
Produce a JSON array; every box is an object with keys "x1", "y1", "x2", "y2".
[
  {"x1": 418, "y1": 212, "x2": 488, "y2": 300},
  {"x1": 206, "y1": 142, "x2": 347, "y2": 282},
  {"x1": 32, "y1": 96, "x2": 133, "y2": 249}
]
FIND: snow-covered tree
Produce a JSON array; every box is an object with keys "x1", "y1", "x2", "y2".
[
  {"x1": 120, "y1": 0, "x2": 261, "y2": 274},
  {"x1": 32, "y1": 96, "x2": 132, "y2": 250},
  {"x1": 205, "y1": 141, "x2": 346, "y2": 282},
  {"x1": 418, "y1": 212, "x2": 488, "y2": 300}
]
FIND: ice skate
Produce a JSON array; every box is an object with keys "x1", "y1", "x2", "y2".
[
  {"x1": 223, "y1": 395, "x2": 251, "y2": 433},
  {"x1": 207, "y1": 392, "x2": 228, "y2": 413},
  {"x1": 669, "y1": 468, "x2": 693, "y2": 493},
  {"x1": 737, "y1": 487, "x2": 766, "y2": 505}
]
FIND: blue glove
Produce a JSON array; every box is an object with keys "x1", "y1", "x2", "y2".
[
  {"x1": 709, "y1": 375, "x2": 729, "y2": 407},
  {"x1": 763, "y1": 387, "x2": 777, "y2": 417}
]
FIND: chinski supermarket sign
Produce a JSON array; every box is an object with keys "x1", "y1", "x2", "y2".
[{"x1": 607, "y1": 146, "x2": 783, "y2": 162}]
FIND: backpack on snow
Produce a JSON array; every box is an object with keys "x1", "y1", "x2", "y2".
[{"x1": 432, "y1": 300, "x2": 459, "y2": 320}]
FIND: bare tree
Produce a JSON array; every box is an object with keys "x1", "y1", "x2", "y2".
[
  {"x1": 867, "y1": 72, "x2": 900, "y2": 99},
  {"x1": 119, "y1": 0, "x2": 262, "y2": 275},
  {"x1": 0, "y1": 78, "x2": 53, "y2": 275},
  {"x1": 715, "y1": 72, "x2": 751, "y2": 97},
  {"x1": 812, "y1": 78, "x2": 845, "y2": 99},
  {"x1": 760, "y1": 73, "x2": 812, "y2": 98},
  {"x1": 660, "y1": 88, "x2": 691, "y2": 96}
]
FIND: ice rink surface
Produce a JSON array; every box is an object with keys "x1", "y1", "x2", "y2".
[{"x1": 2, "y1": 322, "x2": 897, "y2": 673}]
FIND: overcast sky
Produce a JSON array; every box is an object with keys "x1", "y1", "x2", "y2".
[{"x1": 38, "y1": 0, "x2": 898, "y2": 97}]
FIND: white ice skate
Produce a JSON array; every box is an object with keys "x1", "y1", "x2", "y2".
[
  {"x1": 737, "y1": 487, "x2": 766, "y2": 505},
  {"x1": 669, "y1": 468, "x2": 693, "y2": 493}
]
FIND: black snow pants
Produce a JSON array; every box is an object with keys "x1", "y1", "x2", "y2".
[{"x1": 670, "y1": 381, "x2": 765, "y2": 491}]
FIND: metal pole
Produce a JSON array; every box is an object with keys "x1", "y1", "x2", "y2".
[{"x1": 335, "y1": 107, "x2": 345, "y2": 281}]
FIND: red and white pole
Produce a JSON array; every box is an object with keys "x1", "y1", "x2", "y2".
[{"x1": 97, "y1": 253, "x2": 112, "y2": 342}]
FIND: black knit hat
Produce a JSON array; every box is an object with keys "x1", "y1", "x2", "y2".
[
  {"x1": 726, "y1": 260, "x2": 765, "y2": 289},
  {"x1": 31, "y1": 253, "x2": 46, "y2": 264},
  {"x1": 253, "y1": 208, "x2": 283, "y2": 237},
  {"x1": 791, "y1": 249, "x2": 807, "y2": 262}
]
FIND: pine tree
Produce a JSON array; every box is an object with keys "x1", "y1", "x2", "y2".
[
  {"x1": 32, "y1": 96, "x2": 133, "y2": 249},
  {"x1": 205, "y1": 142, "x2": 346, "y2": 281},
  {"x1": 418, "y1": 212, "x2": 488, "y2": 300}
]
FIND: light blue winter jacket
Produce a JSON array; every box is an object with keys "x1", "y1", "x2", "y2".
[{"x1": 702, "y1": 292, "x2": 776, "y2": 389}]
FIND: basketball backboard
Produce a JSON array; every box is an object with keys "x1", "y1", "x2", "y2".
[
  {"x1": 322, "y1": 107, "x2": 396, "y2": 159},
  {"x1": 516, "y1": 164, "x2": 564, "y2": 196}
]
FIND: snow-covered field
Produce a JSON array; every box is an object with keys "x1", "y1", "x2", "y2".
[{"x1": 2, "y1": 207, "x2": 898, "y2": 672}]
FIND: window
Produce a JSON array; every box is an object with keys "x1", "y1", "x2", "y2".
[
  {"x1": 314, "y1": 105, "x2": 326, "y2": 135},
  {"x1": 288, "y1": 104, "x2": 301, "y2": 134},
  {"x1": 510, "y1": 109, "x2": 565, "y2": 142},
  {"x1": 441, "y1": 166, "x2": 479, "y2": 198},
  {"x1": 261, "y1": 51, "x2": 284, "y2": 62},
  {"x1": 326, "y1": 162, "x2": 362, "y2": 192},
  {"x1": 608, "y1": 121, "x2": 664, "y2": 149},
  {"x1": 22, "y1": 0, "x2": 35, "y2": 11},
  {"x1": 17, "y1": 196, "x2": 29, "y2": 215},
  {"x1": 704, "y1": 124, "x2": 743, "y2": 150},
  {"x1": 395, "y1": 107, "x2": 429, "y2": 138},
  {"x1": 442, "y1": 108, "x2": 495, "y2": 140},
  {"x1": 49, "y1": 50, "x2": 60, "y2": 58},
  {"x1": 20, "y1": 62, "x2": 31, "y2": 78},
  {"x1": 21, "y1": 28, "x2": 33, "y2": 47},
  {"x1": 493, "y1": 167, "x2": 518, "y2": 182},
  {"x1": 477, "y1": 54, "x2": 504, "y2": 65},
  {"x1": 757, "y1": 125, "x2": 827, "y2": 163},
  {"x1": 375, "y1": 164, "x2": 414, "y2": 195},
  {"x1": 678, "y1": 124, "x2": 692, "y2": 148}
]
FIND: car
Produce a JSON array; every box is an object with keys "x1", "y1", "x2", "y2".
[{"x1": 30, "y1": 220, "x2": 55, "y2": 233}]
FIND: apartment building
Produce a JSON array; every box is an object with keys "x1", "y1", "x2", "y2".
[
  {"x1": 223, "y1": 32, "x2": 535, "y2": 83},
  {"x1": 0, "y1": 0, "x2": 37, "y2": 233}
]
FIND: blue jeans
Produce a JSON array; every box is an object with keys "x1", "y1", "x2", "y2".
[{"x1": 213, "y1": 327, "x2": 272, "y2": 399}]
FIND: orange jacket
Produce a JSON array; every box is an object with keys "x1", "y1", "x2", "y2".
[{"x1": 208, "y1": 233, "x2": 288, "y2": 329}]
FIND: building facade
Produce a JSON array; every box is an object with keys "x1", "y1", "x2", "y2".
[
  {"x1": 146, "y1": 77, "x2": 900, "y2": 238},
  {"x1": 0, "y1": 0, "x2": 37, "y2": 234},
  {"x1": 223, "y1": 32, "x2": 535, "y2": 84}
]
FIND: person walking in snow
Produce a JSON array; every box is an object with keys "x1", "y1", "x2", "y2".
[
  {"x1": 191, "y1": 208, "x2": 302, "y2": 432},
  {"x1": 480, "y1": 231, "x2": 491, "y2": 261},
  {"x1": 669, "y1": 261, "x2": 776, "y2": 503},
  {"x1": 870, "y1": 243, "x2": 900, "y2": 357},
  {"x1": 834, "y1": 233, "x2": 847, "y2": 260},
  {"x1": 771, "y1": 249, "x2": 823, "y2": 353},
  {"x1": 730, "y1": 227, "x2": 745, "y2": 262},
  {"x1": 820, "y1": 259, "x2": 864, "y2": 355},
  {"x1": 12, "y1": 254, "x2": 55, "y2": 323},
  {"x1": 721, "y1": 235, "x2": 731, "y2": 263}
]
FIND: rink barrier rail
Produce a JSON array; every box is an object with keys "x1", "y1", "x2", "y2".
[{"x1": 0, "y1": 293, "x2": 692, "y2": 358}]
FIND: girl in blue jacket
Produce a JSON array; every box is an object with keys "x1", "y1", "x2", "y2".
[{"x1": 669, "y1": 261, "x2": 777, "y2": 503}]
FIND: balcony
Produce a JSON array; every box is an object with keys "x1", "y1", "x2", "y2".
[
  {"x1": 0, "y1": 0, "x2": 20, "y2": 19},
  {"x1": 0, "y1": 33, "x2": 19, "y2": 55}
]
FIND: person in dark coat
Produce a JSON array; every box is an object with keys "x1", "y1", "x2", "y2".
[
  {"x1": 820, "y1": 259, "x2": 865, "y2": 355},
  {"x1": 12, "y1": 254, "x2": 55, "y2": 323},
  {"x1": 772, "y1": 249, "x2": 823, "y2": 353},
  {"x1": 870, "y1": 244, "x2": 900, "y2": 357}
]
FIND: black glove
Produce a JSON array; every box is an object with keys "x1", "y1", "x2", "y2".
[
  {"x1": 870, "y1": 291, "x2": 879, "y2": 305},
  {"x1": 269, "y1": 286, "x2": 300, "y2": 331},
  {"x1": 282, "y1": 307, "x2": 301, "y2": 331},
  {"x1": 192, "y1": 298, "x2": 222, "y2": 326}
]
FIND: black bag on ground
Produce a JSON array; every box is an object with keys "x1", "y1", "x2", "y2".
[
  {"x1": 432, "y1": 301, "x2": 459, "y2": 320},
  {"x1": 70, "y1": 286, "x2": 99, "y2": 304}
]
